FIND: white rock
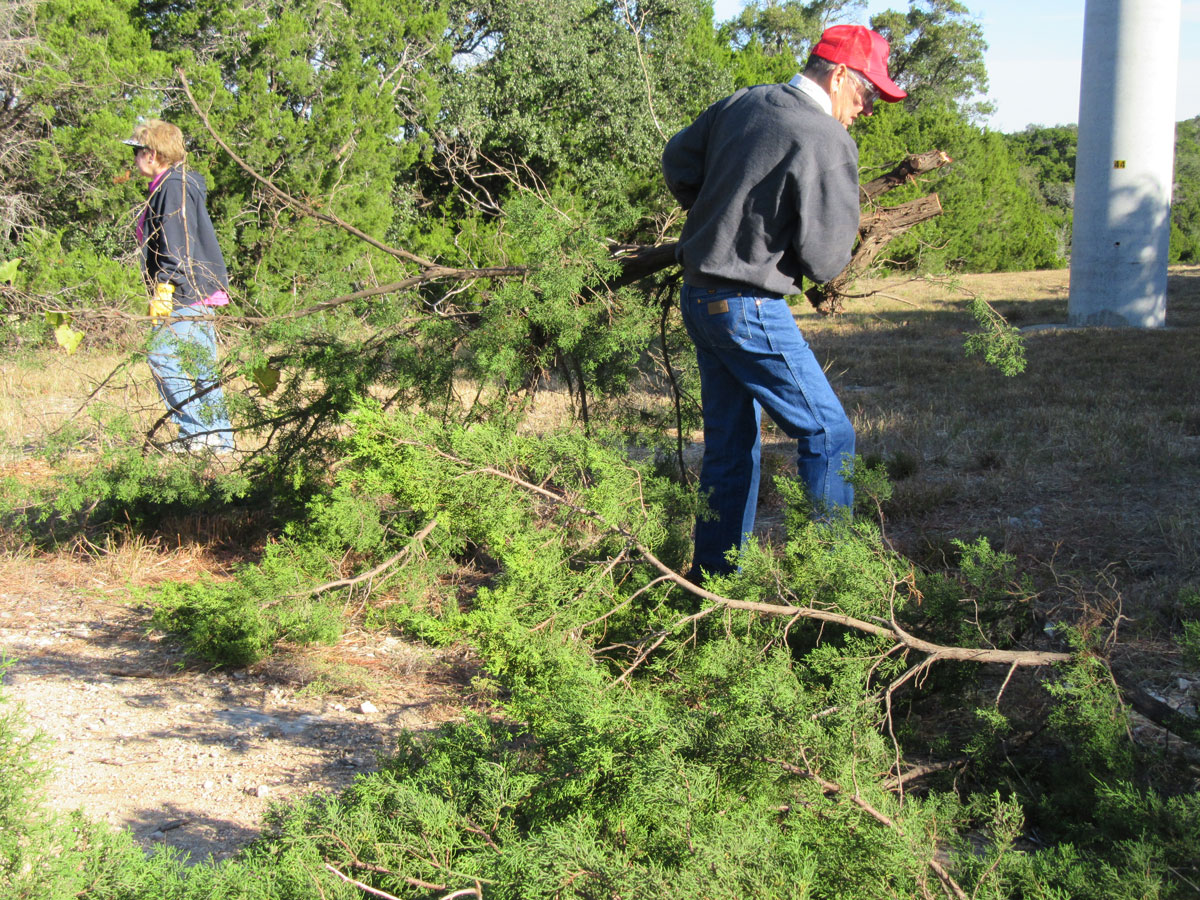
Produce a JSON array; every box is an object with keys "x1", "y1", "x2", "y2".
[
  {"x1": 359, "y1": 701, "x2": 378, "y2": 715},
  {"x1": 254, "y1": 785, "x2": 270, "y2": 798}
]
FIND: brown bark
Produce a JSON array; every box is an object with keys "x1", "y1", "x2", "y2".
[
  {"x1": 805, "y1": 193, "x2": 944, "y2": 313},
  {"x1": 859, "y1": 149, "x2": 953, "y2": 203}
]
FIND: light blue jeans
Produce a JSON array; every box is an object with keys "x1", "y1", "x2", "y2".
[
  {"x1": 681, "y1": 284, "x2": 855, "y2": 576},
  {"x1": 147, "y1": 303, "x2": 233, "y2": 448}
]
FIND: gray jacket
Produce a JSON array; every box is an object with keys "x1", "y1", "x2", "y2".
[
  {"x1": 141, "y1": 166, "x2": 230, "y2": 307},
  {"x1": 662, "y1": 82, "x2": 860, "y2": 293}
]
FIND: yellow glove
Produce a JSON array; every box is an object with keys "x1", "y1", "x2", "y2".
[{"x1": 149, "y1": 282, "x2": 175, "y2": 321}]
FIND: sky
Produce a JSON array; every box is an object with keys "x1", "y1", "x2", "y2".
[{"x1": 711, "y1": 0, "x2": 1200, "y2": 133}]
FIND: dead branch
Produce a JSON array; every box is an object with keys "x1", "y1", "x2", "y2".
[
  {"x1": 859, "y1": 150, "x2": 954, "y2": 203},
  {"x1": 807, "y1": 193, "x2": 945, "y2": 314},
  {"x1": 610, "y1": 150, "x2": 955, "y2": 308}
]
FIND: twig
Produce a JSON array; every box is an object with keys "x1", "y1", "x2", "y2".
[
  {"x1": 321, "y1": 832, "x2": 446, "y2": 890},
  {"x1": 52, "y1": 355, "x2": 136, "y2": 435},
  {"x1": 572, "y1": 574, "x2": 673, "y2": 635},
  {"x1": 617, "y1": 0, "x2": 667, "y2": 142},
  {"x1": 1166, "y1": 866, "x2": 1200, "y2": 895},
  {"x1": 608, "y1": 606, "x2": 713, "y2": 687},
  {"x1": 323, "y1": 863, "x2": 406, "y2": 900},
  {"x1": 656, "y1": 278, "x2": 691, "y2": 484},
  {"x1": 765, "y1": 757, "x2": 969, "y2": 900},
  {"x1": 994, "y1": 660, "x2": 1020, "y2": 705},
  {"x1": 294, "y1": 519, "x2": 438, "y2": 601}
]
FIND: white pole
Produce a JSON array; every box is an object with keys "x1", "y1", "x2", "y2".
[{"x1": 1068, "y1": 0, "x2": 1181, "y2": 328}]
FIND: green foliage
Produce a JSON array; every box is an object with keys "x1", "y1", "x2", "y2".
[
  {"x1": 1045, "y1": 651, "x2": 1133, "y2": 776},
  {"x1": 148, "y1": 481, "x2": 400, "y2": 665},
  {"x1": 871, "y1": 0, "x2": 992, "y2": 121},
  {"x1": 441, "y1": 0, "x2": 731, "y2": 220},
  {"x1": 963, "y1": 296, "x2": 1027, "y2": 375},
  {"x1": 0, "y1": 670, "x2": 175, "y2": 900},
  {"x1": 23, "y1": 442, "x2": 253, "y2": 540},
  {"x1": 913, "y1": 536, "x2": 1035, "y2": 652},
  {"x1": 1170, "y1": 116, "x2": 1200, "y2": 263},
  {"x1": 856, "y1": 101, "x2": 1064, "y2": 273},
  {"x1": 1177, "y1": 587, "x2": 1200, "y2": 668},
  {"x1": 0, "y1": 668, "x2": 48, "y2": 880},
  {"x1": 1006, "y1": 117, "x2": 1200, "y2": 265},
  {"x1": 721, "y1": 0, "x2": 860, "y2": 88},
  {"x1": 6, "y1": 6, "x2": 1200, "y2": 895},
  {"x1": 6, "y1": 406, "x2": 1200, "y2": 896}
]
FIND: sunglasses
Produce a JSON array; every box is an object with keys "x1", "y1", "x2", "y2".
[
  {"x1": 847, "y1": 69, "x2": 880, "y2": 108},
  {"x1": 131, "y1": 145, "x2": 148, "y2": 159}
]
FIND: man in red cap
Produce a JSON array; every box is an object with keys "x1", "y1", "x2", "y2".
[{"x1": 662, "y1": 25, "x2": 906, "y2": 580}]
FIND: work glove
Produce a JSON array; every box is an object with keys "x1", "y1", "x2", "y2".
[{"x1": 149, "y1": 281, "x2": 175, "y2": 321}]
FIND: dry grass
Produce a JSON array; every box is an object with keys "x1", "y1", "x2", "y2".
[
  {"x1": 0, "y1": 349, "x2": 163, "y2": 460},
  {"x1": 786, "y1": 265, "x2": 1200, "y2": 630}
]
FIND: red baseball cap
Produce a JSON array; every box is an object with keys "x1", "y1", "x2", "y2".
[{"x1": 812, "y1": 25, "x2": 906, "y2": 103}]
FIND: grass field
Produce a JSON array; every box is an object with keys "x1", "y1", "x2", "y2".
[{"x1": 798, "y1": 266, "x2": 1200, "y2": 636}]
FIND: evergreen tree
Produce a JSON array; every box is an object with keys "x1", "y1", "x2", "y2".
[
  {"x1": 855, "y1": 102, "x2": 1063, "y2": 271},
  {"x1": 870, "y1": 0, "x2": 992, "y2": 121},
  {"x1": 1169, "y1": 115, "x2": 1200, "y2": 263},
  {"x1": 721, "y1": 0, "x2": 865, "y2": 87}
]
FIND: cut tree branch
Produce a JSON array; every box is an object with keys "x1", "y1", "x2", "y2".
[
  {"x1": 611, "y1": 150, "x2": 954, "y2": 310},
  {"x1": 389, "y1": 438, "x2": 1072, "y2": 673}
]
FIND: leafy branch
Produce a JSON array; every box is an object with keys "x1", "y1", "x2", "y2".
[{"x1": 389, "y1": 436, "x2": 1071, "y2": 672}]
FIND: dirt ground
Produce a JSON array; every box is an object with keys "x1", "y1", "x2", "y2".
[{"x1": 0, "y1": 551, "x2": 470, "y2": 864}]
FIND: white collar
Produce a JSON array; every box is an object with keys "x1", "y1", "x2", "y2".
[{"x1": 787, "y1": 72, "x2": 833, "y2": 118}]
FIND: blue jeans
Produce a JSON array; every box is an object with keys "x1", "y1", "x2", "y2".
[
  {"x1": 681, "y1": 284, "x2": 855, "y2": 575},
  {"x1": 147, "y1": 303, "x2": 233, "y2": 448}
]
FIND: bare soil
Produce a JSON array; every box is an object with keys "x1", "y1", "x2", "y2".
[{"x1": 0, "y1": 551, "x2": 470, "y2": 864}]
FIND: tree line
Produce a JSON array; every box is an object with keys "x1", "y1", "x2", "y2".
[{"x1": 3, "y1": 0, "x2": 1197, "y2": 336}]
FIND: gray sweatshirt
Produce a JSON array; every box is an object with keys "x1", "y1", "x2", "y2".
[{"x1": 662, "y1": 82, "x2": 860, "y2": 293}]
